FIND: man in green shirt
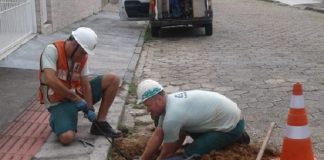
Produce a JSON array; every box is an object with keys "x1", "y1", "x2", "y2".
[{"x1": 137, "y1": 79, "x2": 250, "y2": 160}]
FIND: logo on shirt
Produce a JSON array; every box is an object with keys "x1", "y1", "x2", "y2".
[{"x1": 174, "y1": 92, "x2": 187, "y2": 98}]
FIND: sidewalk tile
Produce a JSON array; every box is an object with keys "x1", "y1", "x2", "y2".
[
  {"x1": 39, "y1": 125, "x2": 51, "y2": 138},
  {"x1": 11, "y1": 155, "x2": 24, "y2": 160},
  {"x1": 16, "y1": 111, "x2": 28, "y2": 122},
  {"x1": 18, "y1": 111, "x2": 34, "y2": 122},
  {"x1": 23, "y1": 123, "x2": 39, "y2": 137},
  {"x1": 0, "y1": 136, "x2": 19, "y2": 153},
  {"x1": 26, "y1": 138, "x2": 45, "y2": 156},
  {"x1": 22, "y1": 155, "x2": 33, "y2": 160},
  {"x1": 0, "y1": 124, "x2": 12, "y2": 135},
  {"x1": 15, "y1": 122, "x2": 32, "y2": 137},
  {"x1": 7, "y1": 137, "x2": 27, "y2": 153},
  {"x1": 0, "y1": 153, "x2": 3, "y2": 159},
  {"x1": 21, "y1": 155, "x2": 32, "y2": 160},
  {"x1": 6, "y1": 122, "x2": 24, "y2": 136},
  {"x1": 32, "y1": 124, "x2": 48, "y2": 138},
  {"x1": 17, "y1": 138, "x2": 36, "y2": 154},
  {"x1": 30, "y1": 103, "x2": 44, "y2": 112},
  {"x1": 35, "y1": 112, "x2": 49, "y2": 124},
  {"x1": 26, "y1": 100, "x2": 39, "y2": 111},
  {"x1": 2, "y1": 153, "x2": 13, "y2": 160},
  {"x1": 0, "y1": 136, "x2": 10, "y2": 148},
  {"x1": 27, "y1": 112, "x2": 42, "y2": 123}
]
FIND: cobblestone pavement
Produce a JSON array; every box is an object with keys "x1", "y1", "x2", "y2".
[{"x1": 132, "y1": 0, "x2": 324, "y2": 158}]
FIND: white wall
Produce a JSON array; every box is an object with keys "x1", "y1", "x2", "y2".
[{"x1": 41, "y1": 0, "x2": 102, "y2": 34}]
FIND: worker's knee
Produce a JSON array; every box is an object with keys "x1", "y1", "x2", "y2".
[
  {"x1": 103, "y1": 73, "x2": 120, "y2": 88},
  {"x1": 184, "y1": 131, "x2": 234, "y2": 156},
  {"x1": 58, "y1": 130, "x2": 75, "y2": 145},
  {"x1": 184, "y1": 140, "x2": 210, "y2": 156},
  {"x1": 108, "y1": 73, "x2": 120, "y2": 85}
]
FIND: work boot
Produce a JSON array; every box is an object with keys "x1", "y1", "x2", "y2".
[
  {"x1": 236, "y1": 131, "x2": 250, "y2": 144},
  {"x1": 90, "y1": 120, "x2": 121, "y2": 138}
]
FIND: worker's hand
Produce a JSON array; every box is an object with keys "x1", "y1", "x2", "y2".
[
  {"x1": 85, "y1": 109, "x2": 96, "y2": 122},
  {"x1": 74, "y1": 99, "x2": 96, "y2": 122},
  {"x1": 75, "y1": 99, "x2": 88, "y2": 111}
]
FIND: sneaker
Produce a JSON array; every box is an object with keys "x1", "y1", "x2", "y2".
[
  {"x1": 236, "y1": 131, "x2": 250, "y2": 144},
  {"x1": 90, "y1": 120, "x2": 121, "y2": 138}
]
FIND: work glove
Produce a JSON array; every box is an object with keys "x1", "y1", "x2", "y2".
[
  {"x1": 74, "y1": 99, "x2": 97, "y2": 122},
  {"x1": 84, "y1": 107, "x2": 96, "y2": 122},
  {"x1": 75, "y1": 99, "x2": 88, "y2": 111}
]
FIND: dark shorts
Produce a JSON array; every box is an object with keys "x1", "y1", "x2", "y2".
[
  {"x1": 184, "y1": 119, "x2": 245, "y2": 157},
  {"x1": 48, "y1": 76, "x2": 103, "y2": 135}
]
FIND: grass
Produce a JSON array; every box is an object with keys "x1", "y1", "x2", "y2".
[
  {"x1": 117, "y1": 124, "x2": 136, "y2": 135},
  {"x1": 128, "y1": 83, "x2": 137, "y2": 95},
  {"x1": 144, "y1": 26, "x2": 154, "y2": 42}
]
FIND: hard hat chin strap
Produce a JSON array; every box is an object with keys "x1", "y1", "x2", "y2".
[
  {"x1": 67, "y1": 35, "x2": 80, "y2": 59},
  {"x1": 70, "y1": 44, "x2": 79, "y2": 59}
]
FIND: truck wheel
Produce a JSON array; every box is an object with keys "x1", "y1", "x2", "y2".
[
  {"x1": 205, "y1": 24, "x2": 213, "y2": 36},
  {"x1": 151, "y1": 27, "x2": 159, "y2": 37}
]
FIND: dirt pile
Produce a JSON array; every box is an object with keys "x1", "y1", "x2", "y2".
[
  {"x1": 110, "y1": 92, "x2": 279, "y2": 160},
  {"x1": 110, "y1": 133, "x2": 279, "y2": 160},
  {"x1": 199, "y1": 143, "x2": 278, "y2": 160},
  {"x1": 110, "y1": 134, "x2": 150, "y2": 160}
]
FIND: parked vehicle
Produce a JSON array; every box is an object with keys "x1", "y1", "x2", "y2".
[{"x1": 119, "y1": 0, "x2": 213, "y2": 37}]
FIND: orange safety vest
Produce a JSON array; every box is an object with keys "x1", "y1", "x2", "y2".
[{"x1": 38, "y1": 41, "x2": 88, "y2": 104}]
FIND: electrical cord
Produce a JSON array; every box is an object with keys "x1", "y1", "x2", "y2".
[{"x1": 93, "y1": 122, "x2": 130, "y2": 160}]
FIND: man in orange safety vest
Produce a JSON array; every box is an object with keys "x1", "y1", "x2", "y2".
[{"x1": 39, "y1": 27, "x2": 121, "y2": 145}]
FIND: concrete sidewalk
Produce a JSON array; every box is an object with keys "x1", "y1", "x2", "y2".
[
  {"x1": 274, "y1": 0, "x2": 322, "y2": 6},
  {"x1": 0, "y1": 4, "x2": 147, "y2": 160},
  {"x1": 273, "y1": 0, "x2": 324, "y2": 13}
]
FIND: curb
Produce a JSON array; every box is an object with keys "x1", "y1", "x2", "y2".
[
  {"x1": 304, "y1": 5, "x2": 324, "y2": 13},
  {"x1": 104, "y1": 23, "x2": 148, "y2": 160},
  {"x1": 268, "y1": 0, "x2": 324, "y2": 14},
  {"x1": 123, "y1": 26, "x2": 147, "y2": 84}
]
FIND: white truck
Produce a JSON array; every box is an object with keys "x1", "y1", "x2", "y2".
[{"x1": 119, "y1": 0, "x2": 213, "y2": 37}]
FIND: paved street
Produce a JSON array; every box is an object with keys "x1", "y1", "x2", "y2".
[{"x1": 133, "y1": 0, "x2": 324, "y2": 158}]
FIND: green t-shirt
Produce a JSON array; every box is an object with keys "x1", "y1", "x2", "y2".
[{"x1": 158, "y1": 90, "x2": 241, "y2": 143}]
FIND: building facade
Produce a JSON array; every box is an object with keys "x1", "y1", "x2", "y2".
[{"x1": 0, "y1": 0, "x2": 108, "y2": 59}]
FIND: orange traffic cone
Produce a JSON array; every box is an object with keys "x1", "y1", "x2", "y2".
[{"x1": 280, "y1": 82, "x2": 315, "y2": 160}]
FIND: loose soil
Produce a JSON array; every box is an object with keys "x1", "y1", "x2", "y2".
[
  {"x1": 110, "y1": 127, "x2": 279, "y2": 160},
  {"x1": 110, "y1": 93, "x2": 280, "y2": 160}
]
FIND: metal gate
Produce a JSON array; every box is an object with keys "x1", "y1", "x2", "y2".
[{"x1": 0, "y1": 0, "x2": 36, "y2": 59}]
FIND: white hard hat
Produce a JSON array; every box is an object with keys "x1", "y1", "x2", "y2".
[
  {"x1": 137, "y1": 79, "x2": 163, "y2": 104},
  {"x1": 71, "y1": 27, "x2": 97, "y2": 55}
]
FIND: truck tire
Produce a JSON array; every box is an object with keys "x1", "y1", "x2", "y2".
[
  {"x1": 205, "y1": 24, "x2": 213, "y2": 36},
  {"x1": 151, "y1": 27, "x2": 160, "y2": 37}
]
